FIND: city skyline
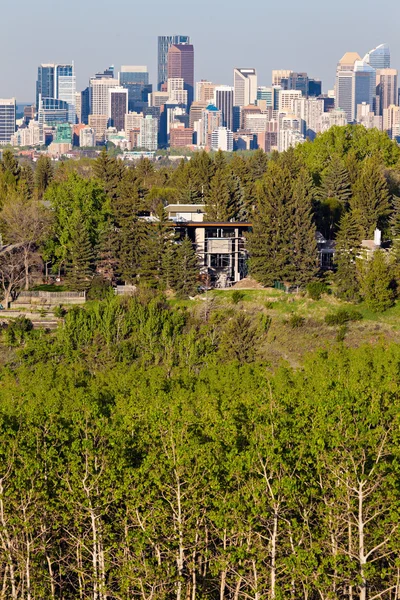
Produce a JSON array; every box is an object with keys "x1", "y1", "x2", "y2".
[{"x1": 1, "y1": 0, "x2": 400, "y2": 101}]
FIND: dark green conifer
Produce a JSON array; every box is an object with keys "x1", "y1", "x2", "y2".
[
  {"x1": 205, "y1": 169, "x2": 235, "y2": 221},
  {"x1": 170, "y1": 236, "x2": 199, "y2": 298},
  {"x1": 334, "y1": 212, "x2": 362, "y2": 301},
  {"x1": 318, "y1": 155, "x2": 352, "y2": 207},
  {"x1": 66, "y1": 218, "x2": 94, "y2": 291}
]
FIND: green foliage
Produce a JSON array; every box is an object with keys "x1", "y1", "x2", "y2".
[
  {"x1": 359, "y1": 249, "x2": 395, "y2": 312},
  {"x1": 87, "y1": 275, "x2": 113, "y2": 301},
  {"x1": 169, "y1": 235, "x2": 199, "y2": 299},
  {"x1": 288, "y1": 313, "x2": 305, "y2": 328},
  {"x1": 325, "y1": 309, "x2": 363, "y2": 326},
  {"x1": 53, "y1": 304, "x2": 67, "y2": 318},
  {"x1": 307, "y1": 281, "x2": 328, "y2": 300},
  {"x1": 334, "y1": 212, "x2": 362, "y2": 301},
  {"x1": 5, "y1": 316, "x2": 33, "y2": 345},
  {"x1": 34, "y1": 155, "x2": 53, "y2": 199},
  {"x1": 231, "y1": 290, "x2": 245, "y2": 304}
]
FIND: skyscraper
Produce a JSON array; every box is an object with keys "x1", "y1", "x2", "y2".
[
  {"x1": 335, "y1": 52, "x2": 361, "y2": 122},
  {"x1": 119, "y1": 66, "x2": 150, "y2": 112},
  {"x1": 89, "y1": 76, "x2": 119, "y2": 116},
  {"x1": 167, "y1": 44, "x2": 194, "y2": 108},
  {"x1": 233, "y1": 68, "x2": 257, "y2": 107},
  {"x1": 140, "y1": 115, "x2": 158, "y2": 150},
  {"x1": 215, "y1": 86, "x2": 234, "y2": 131},
  {"x1": 364, "y1": 44, "x2": 390, "y2": 69},
  {"x1": 36, "y1": 63, "x2": 76, "y2": 123},
  {"x1": 376, "y1": 69, "x2": 398, "y2": 115},
  {"x1": 353, "y1": 60, "x2": 376, "y2": 121},
  {"x1": 108, "y1": 87, "x2": 128, "y2": 131},
  {"x1": 0, "y1": 98, "x2": 16, "y2": 145},
  {"x1": 158, "y1": 35, "x2": 190, "y2": 90}
]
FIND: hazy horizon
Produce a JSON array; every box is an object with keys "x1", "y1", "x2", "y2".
[{"x1": 2, "y1": 0, "x2": 400, "y2": 102}]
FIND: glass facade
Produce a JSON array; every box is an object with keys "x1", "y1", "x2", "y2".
[
  {"x1": 157, "y1": 35, "x2": 190, "y2": 90},
  {"x1": 0, "y1": 99, "x2": 16, "y2": 144},
  {"x1": 36, "y1": 63, "x2": 76, "y2": 124},
  {"x1": 120, "y1": 70, "x2": 151, "y2": 111}
]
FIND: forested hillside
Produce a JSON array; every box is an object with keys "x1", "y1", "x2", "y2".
[
  {"x1": 0, "y1": 294, "x2": 400, "y2": 599},
  {"x1": 1, "y1": 127, "x2": 400, "y2": 599}
]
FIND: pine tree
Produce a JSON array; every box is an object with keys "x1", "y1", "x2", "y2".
[
  {"x1": 247, "y1": 162, "x2": 294, "y2": 286},
  {"x1": 359, "y1": 249, "x2": 395, "y2": 312},
  {"x1": 350, "y1": 156, "x2": 391, "y2": 238},
  {"x1": 34, "y1": 155, "x2": 53, "y2": 199},
  {"x1": 205, "y1": 169, "x2": 235, "y2": 221},
  {"x1": 66, "y1": 219, "x2": 94, "y2": 291},
  {"x1": 0, "y1": 150, "x2": 21, "y2": 182},
  {"x1": 170, "y1": 236, "x2": 199, "y2": 298},
  {"x1": 290, "y1": 169, "x2": 318, "y2": 285},
  {"x1": 334, "y1": 212, "x2": 362, "y2": 301},
  {"x1": 318, "y1": 155, "x2": 352, "y2": 207}
]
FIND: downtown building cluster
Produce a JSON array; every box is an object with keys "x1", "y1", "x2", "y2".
[{"x1": 1, "y1": 40, "x2": 399, "y2": 156}]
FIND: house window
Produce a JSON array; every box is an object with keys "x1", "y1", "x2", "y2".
[{"x1": 210, "y1": 254, "x2": 231, "y2": 268}]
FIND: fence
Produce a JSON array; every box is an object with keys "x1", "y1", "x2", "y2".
[{"x1": 18, "y1": 291, "x2": 86, "y2": 299}]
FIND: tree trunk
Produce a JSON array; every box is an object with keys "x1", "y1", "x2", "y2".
[
  {"x1": 358, "y1": 483, "x2": 367, "y2": 600},
  {"x1": 270, "y1": 510, "x2": 278, "y2": 599}
]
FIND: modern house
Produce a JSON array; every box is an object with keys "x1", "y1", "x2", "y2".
[{"x1": 165, "y1": 204, "x2": 251, "y2": 287}]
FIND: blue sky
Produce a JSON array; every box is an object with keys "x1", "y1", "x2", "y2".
[{"x1": 1, "y1": 0, "x2": 399, "y2": 101}]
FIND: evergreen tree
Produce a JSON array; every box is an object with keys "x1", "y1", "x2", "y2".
[
  {"x1": 205, "y1": 169, "x2": 235, "y2": 221},
  {"x1": 170, "y1": 236, "x2": 199, "y2": 298},
  {"x1": 34, "y1": 155, "x2": 53, "y2": 199},
  {"x1": 213, "y1": 149, "x2": 227, "y2": 170},
  {"x1": 315, "y1": 197, "x2": 344, "y2": 240},
  {"x1": 93, "y1": 148, "x2": 125, "y2": 200},
  {"x1": 0, "y1": 149, "x2": 21, "y2": 182},
  {"x1": 247, "y1": 162, "x2": 294, "y2": 285},
  {"x1": 248, "y1": 148, "x2": 269, "y2": 179},
  {"x1": 96, "y1": 218, "x2": 118, "y2": 283},
  {"x1": 66, "y1": 218, "x2": 94, "y2": 291},
  {"x1": 318, "y1": 155, "x2": 352, "y2": 207},
  {"x1": 139, "y1": 206, "x2": 174, "y2": 288},
  {"x1": 19, "y1": 165, "x2": 35, "y2": 200},
  {"x1": 390, "y1": 196, "x2": 400, "y2": 280},
  {"x1": 359, "y1": 249, "x2": 395, "y2": 312},
  {"x1": 290, "y1": 169, "x2": 318, "y2": 285},
  {"x1": 350, "y1": 156, "x2": 391, "y2": 238},
  {"x1": 334, "y1": 212, "x2": 362, "y2": 301}
]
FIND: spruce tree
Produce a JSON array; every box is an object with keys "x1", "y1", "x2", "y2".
[
  {"x1": 334, "y1": 212, "x2": 362, "y2": 301},
  {"x1": 139, "y1": 206, "x2": 174, "y2": 288},
  {"x1": 93, "y1": 148, "x2": 125, "y2": 200},
  {"x1": 19, "y1": 165, "x2": 35, "y2": 200},
  {"x1": 96, "y1": 218, "x2": 118, "y2": 283},
  {"x1": 359, "y1": 249, "x2": 395, "y2": 312},
  {"x1": 290, "y1": 169, "x2": 318, "y2": 285},
  {"x1": 66, "y1": 219, "x2": 94, "y2": 291},
  {"x1": 318, "y1": 155, "x2": 352, "y2": 208},
  {"x1": 247, "y1": 162, "x2": 294, "y2": 286},
  {"x1": 213, "y1": 149, "x2": 226, "y2": 171},
  {"x1": 170, "y1": 236, "x2": 199, "y2": 298},
  {"x1": 34, "y1": 155, "x2": 53, "y2": 199},
  {"x1": 248, "y1": 148, "x2": 269, "y2": 179},
  {"x1": 204, "y1": 169, "x2": 235, "y2": 221},
  {"x1": 350, "y1": 156, "x2": 391, "y2": 238}
]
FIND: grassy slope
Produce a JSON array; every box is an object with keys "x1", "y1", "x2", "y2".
[{"x1": 173, "y1": 289, "x2": 400, "y2": 368}]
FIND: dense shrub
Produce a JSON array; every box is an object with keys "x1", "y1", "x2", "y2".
[
  {"x1": 307, "y1": 281, "x2": 329, "y2": 300},
  {"x1": 325, "y1": 308, "x2": 363, "y2": 326}
]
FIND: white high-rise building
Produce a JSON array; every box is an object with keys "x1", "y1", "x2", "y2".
[
  {"x1": 278, "y1": 90, "x2": 302, "y2": 112},
  {"x1": 278, "y1": 113, "x2": 303, "y2": 151},
  {"x1": 79, "y1": 127, "x2": 96, "y2": 147},
  {"x1": 383, "y1": 105, "x2": 400, "y2": 139},
  {"x1": 364, "y1": 43, "x2": 390, "y2": 69},
  {"x1": 233, "y1": 68, "x2": 257, "y2": 107},
  {"x1": 90, "y1": 77, "x2": 119, "y2": 116},
  {"x1": 167, "y1": 79, "x2": 188, "y2": 105},
  {"x1": 211, "y1": 127, "x2": 233, "y2": 152},
  {"x1": 0, "y1": 98, "x2": 16, "y2": 145},
  {"x1": 139, "y1": 115, "x2": 158, "y2": 150},
  {"x1": 292, "y1": 97, "x2": 324, "y2": 140},
  {"x1": 125, "y1": 112, "x2": 144, "y2": 132},
  {"x1": 317, "y1": 108, "x2": 348, "y2": 134},
  {"x1": 335, "y1": 52, "x2": 361, "y2": 122}
]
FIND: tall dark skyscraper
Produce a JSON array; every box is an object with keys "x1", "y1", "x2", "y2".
[
  {"x1": 167, "y1": 44, "x2": 194, "y2": 108},
  {"x1": 119, "y1": 66, "x2": 151, "y2": 111},
  {"x1": 158, "y1": 35, "x2": 190, "y2": 90}
]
